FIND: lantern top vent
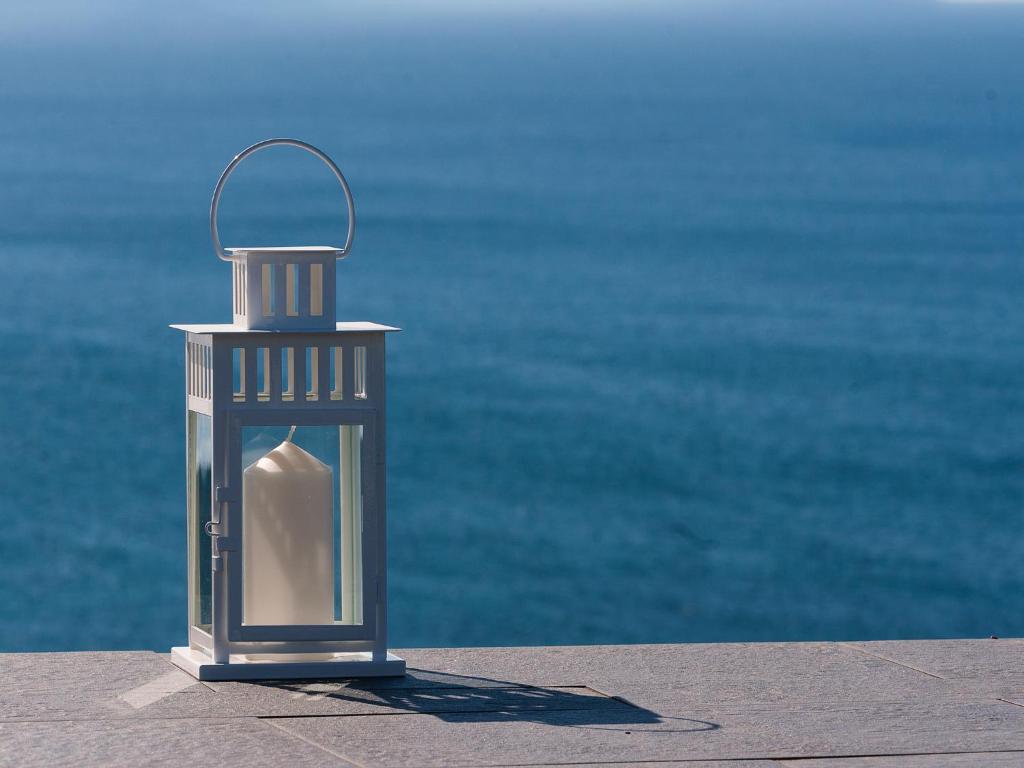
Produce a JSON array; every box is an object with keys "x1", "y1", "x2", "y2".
[{"x1": 211, "y1": 139, "x2": 356, "y2": 332}]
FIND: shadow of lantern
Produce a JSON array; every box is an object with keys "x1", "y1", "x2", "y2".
[{"x1": 255, "y1": 669, "x2": 719, "y2": 732}]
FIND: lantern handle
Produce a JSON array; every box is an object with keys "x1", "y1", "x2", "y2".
[{"x1": 210, "y1": 138, "x2": 356, "y2": 262}]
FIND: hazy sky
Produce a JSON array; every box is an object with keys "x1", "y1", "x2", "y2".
[{"x1": 3, "y1": 0, "x2": 1022, "y2": 46}]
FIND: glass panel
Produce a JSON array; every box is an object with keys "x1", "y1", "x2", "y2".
[
  {"x1": 240, "y1": 424, "x2": 364, "y2": 626},
  {"x1": 188, "y1": 411, "x2": 213, "y2": 632}
]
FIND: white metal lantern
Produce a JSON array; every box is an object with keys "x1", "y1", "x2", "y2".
[{"x1": 170, "y1": 139, "x2": 406, "y2": 681}]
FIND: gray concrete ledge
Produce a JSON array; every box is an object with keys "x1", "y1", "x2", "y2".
[{"x1": 2, "y1": 639, "x2": 1024, "y2": 767}]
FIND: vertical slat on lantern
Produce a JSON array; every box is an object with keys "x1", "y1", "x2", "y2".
[
  {"x1": 369, "y1": 336, "x2": 388, "y2": 662},
  {"x1": 268, "y1": 341, "x2": 282, "y2": 403},
  {"x1": 319, "y1": 343, "x2": 333, "y2": 404},
  {"x1": 368, "y1": 340, "x2": 387, "y2": 465},
  {"x1": 274, "y1": 262, "x2": 287, "y2": 323},
  {"x1": 342, "y1": 344, "x2": 355, "y2": 402},
  {"x1": 293, "y1": 344, "x2": 306, "y2": 405},
  {"x1": 244, "y1": 345, "x2": 257, "y2": 405},
  {"x1": 298, "y1": 262, "x2": 311, "y2": 320},
  {"x1": 306, "y1": 347, "x2": 319, "y2": 402}
]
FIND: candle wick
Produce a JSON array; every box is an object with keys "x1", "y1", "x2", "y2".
[{"x1": 285, "y1": 425, "x2": 297, "y2": 442}]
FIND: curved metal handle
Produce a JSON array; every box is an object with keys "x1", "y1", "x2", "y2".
[{"x1": 210, "y1": 138, "x2": 356, "y2": 262}]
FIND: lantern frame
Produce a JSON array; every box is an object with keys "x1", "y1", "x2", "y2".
[
  {"x1": 170, "y1": 325, "x2": 404, "y2": 680},
  {"x1": 169, "y1": 139, "x2": 405, "y2": 681}
]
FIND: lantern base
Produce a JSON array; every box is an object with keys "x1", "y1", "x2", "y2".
[{"x1": 170, "y1": 646, "x2": 406, "y2": 681}]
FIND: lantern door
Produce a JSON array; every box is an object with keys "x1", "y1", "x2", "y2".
[{"x1": 223, "y1": 410, "x2": 380, "y2": 645}]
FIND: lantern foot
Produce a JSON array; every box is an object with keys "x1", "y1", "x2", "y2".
[{"x1": 170, "y1": 646, "x2": 406, "y2": 681}]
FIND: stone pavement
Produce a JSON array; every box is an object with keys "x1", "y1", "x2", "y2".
[{"x1": 3, "y1": 639, "x2": 1024, "y2": 767}]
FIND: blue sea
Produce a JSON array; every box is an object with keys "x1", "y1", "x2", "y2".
[{"x1": 1, "y1": 1, "x2": 1023, "y2": 652}]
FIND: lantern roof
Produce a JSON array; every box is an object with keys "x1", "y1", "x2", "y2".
[
  {"x1": 170, "y1": 321, "x2": 400, "y2": 334},
  {"x1": 224, "y1": 246, "x2": 344, "y2": 259}
]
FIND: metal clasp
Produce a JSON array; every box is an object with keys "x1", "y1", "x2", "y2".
[
  {"x1": 205, "y1": 522, "x2": 238, "y2": 551},
  {"x1": 205, "y1": 520, "x2": 238, "y2": 573},
  {"x1": 208, "y1": 485, "x2": 239, "y2": 572}
]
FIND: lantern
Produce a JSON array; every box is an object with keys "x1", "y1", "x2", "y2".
[{"x1": 170, "y1": 139, "x2": 405, "y2": 681}]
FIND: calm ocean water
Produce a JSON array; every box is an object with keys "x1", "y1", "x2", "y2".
[{"x1": 1, "y1": 3, "x2": 1023, "y2": 652}]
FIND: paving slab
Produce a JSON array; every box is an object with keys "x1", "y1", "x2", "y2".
[
  {"x1": 846, "y1": 639, "x2": 1024, "y2": 701},
  {"x1": 396, "y1": 642, "x2": 954, "y2": 709},
  {"x1": 0, "y1": 651, "x2": 220, "y2": 722},
  {"x1": 541, "y1": 763, "x2": 777, "y2": 768},
  {"x1": 778, "y1": 752, "x2": 1024, "y2": 767},
  {"x1": 0, "y1": 651, "x2": 183, "y2": 697},
  {"x1": 0, "y1": 717, "x2": 348, "y2": 768},
  {"x1": 3, "y1": 641, "x2": 1023, "y2": 766},
  {"x1": 271, "y1": 698, "x2": 1024, "y2": 767}
]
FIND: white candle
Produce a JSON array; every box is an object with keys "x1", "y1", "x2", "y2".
[{"x1": 243, "y1": 438, "x2": 334, "y2": 625}]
